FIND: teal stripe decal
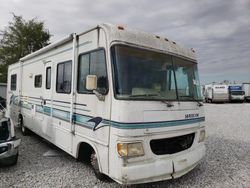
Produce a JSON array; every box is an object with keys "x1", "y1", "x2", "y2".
[
  {"x1": 109, "y1": 117, "x2": 205, "y2": 129},
  {"x1": 19, "y1": 101, "x2": 205, "y2": 130}
]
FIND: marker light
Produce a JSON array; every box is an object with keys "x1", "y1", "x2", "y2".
[
  {"x1": 117, "y1": 142, "x2": 144, "y2": 157},
  {"x1": 117, "y1": 25, "x2": 124, "y2": 30},
  {"x1": 198, "y1": 130, "x2": 206, "y2": 143}
]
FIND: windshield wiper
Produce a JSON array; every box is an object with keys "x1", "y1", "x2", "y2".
[
  {"x1": 179, "y1": 95, "x2": 203, "y2": 106},
  {"x1": 160, "y1": 100, "x2": 174, "y2": 107}
]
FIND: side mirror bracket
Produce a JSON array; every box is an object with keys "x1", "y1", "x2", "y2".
[{"x1": 93, "y1": 90, "x2": 105, "y2": 101}]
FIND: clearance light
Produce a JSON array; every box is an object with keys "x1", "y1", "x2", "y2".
[
  {"x1": 117, "y1": 142, "x2": 144, "y2": 157},
  {"x1": 198, "y1": 130, "x2": 206, "y2": 143},
  {"x1": 117, "y1": 25, "x2": 124, "y2": 30}
]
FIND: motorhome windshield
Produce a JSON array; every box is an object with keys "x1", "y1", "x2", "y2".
[{"x1": 111, "y1": 45, "x2": 202, "y2": 101}]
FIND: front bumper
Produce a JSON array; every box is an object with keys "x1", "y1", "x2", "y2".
[
  {"x1": 118, "y1": 144, "x2": 205, "y2": 184},
  {"x1": 231, "y1": 96, "x2": 244, "y2": 101},
  {"x1": 0, "y1": 138, "x2": 21, "y2": 164}
]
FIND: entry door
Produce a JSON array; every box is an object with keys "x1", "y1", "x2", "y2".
[
  {"x1": 42, "y1": 62, "x2": 54, "y2": 139},
  {"x1": 9, "y1": 71, "x2": 20, "y2": 126}
]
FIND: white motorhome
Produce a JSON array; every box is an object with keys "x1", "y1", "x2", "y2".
[
  {"x1": 242, "y1": 83, "x2": 250, "y2": 101},
  {"x1": 6, "y1": 24, "x2": 205, "y2": 185},
  {"x1": 204, "y1": 84, "x2": 229, "y2": 103}
]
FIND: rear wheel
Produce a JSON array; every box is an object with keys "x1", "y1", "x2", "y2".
[{"x1": 90, "y1": 151, "x2": 106, "y2": 180}]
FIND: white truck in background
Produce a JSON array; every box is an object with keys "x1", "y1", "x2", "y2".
[
  {"x1": 204, "y1": 84, "x2": 229, "y2": 103},
  {"x1": 242, "y1": 83, "x2": 250, "y2": 102},
  {"x1": 228, "y1": 85, "x2": 245, "y2": 102}
]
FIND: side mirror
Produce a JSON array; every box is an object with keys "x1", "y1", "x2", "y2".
[
  {"x1": 85, "y1": 75, "x2": 105, "y2": 101},
  {"x1": 86, "y1": 75, "x2": 97, "y2": 90}
]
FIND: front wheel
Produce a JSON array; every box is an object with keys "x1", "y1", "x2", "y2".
[
  {"x1": 9, "y1": 153, "x2": 18, "y2": 166},
  {"x1": 1, "y1": 153, "x2": 18, "y2": 167},
  {"x1": 19, "y1": 115, "x2": 29, "y2": 136},
  {"x1": 90, "y1": 151, "x2": 106, "y2": 180}
]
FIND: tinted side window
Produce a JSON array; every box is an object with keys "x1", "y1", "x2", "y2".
[
  {"x1": 77, "y1": 50, "x2": 108, "y2": 94},
  {"x1": 11, "y1": 74, "x2": 17, "y2": 91},
  {"x1": 78, "y1": 54, "x2": 90, "y2": 92},
  {"x1": 56, "y1": 61, "x2": 72, "y2": 93},
  {"x1": 46, "y1": 67, "x2": 51, "y2": 89},
  {"x1": 34, "y1": 75, "x2": 42, "y2": 88}
]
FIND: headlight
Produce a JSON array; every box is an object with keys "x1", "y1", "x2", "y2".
[
  {"x1": 198, "y1": 130, "x2": 206, "y2": 143},
  {"x1": 0, "y1": 146, "x2": 8, "y2": 154},
  {"x1": 117, "y1": 142, "x2": 144, "y2": 157}
]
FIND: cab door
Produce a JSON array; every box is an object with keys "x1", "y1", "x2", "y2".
[{"x1": 75, "y1": 49, "x2": 110, "y2": 145}]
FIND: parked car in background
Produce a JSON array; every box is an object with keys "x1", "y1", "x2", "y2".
[
  {"x1": 242, "y1": 83, "x2": 250, "y2": 102},
  {"x1": 0, "y1": 104, "x2": 21, "y2": 166}
]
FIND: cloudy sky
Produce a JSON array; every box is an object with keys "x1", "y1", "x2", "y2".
[{"x1": 1, "y1": 0, "x2": 250, "y2": 84}]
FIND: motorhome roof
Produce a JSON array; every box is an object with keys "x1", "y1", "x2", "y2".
[
  {"x1": 20, "y1": 23, "x2": 197, "y2": 63},
  {"x1": 99, "y1": 23, "x2": 197, "y2": 61}
]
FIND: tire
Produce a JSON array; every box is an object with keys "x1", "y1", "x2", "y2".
[
  {"x1": 9, "y1": 153, "x2": 18, "y2": 166},
  {"x1": 19, "y1": 115, "x2": 29, "y2": 136},
  {"x1": 0, "y1": 153, "x2": 18, "y2": 167},
  {"x1": 90, "y1": 151, "x2": 106, "y2": 180}
]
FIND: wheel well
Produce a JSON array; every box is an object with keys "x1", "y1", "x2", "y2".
[
  {"x1": 77, "y1": 142, "x2": 95, "y2": 163},
  {"x1": 18, "y1": 114, "x2": 23, "y2": 125},
  {"x1": 18, "y1": 114, "x2": 23, "y2": 120}
]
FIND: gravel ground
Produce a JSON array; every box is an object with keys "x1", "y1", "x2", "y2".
[{"x1": 1, "y1": 103, "x2": 250, "y2": 188}]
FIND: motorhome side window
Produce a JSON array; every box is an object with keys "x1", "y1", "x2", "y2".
[
  {"x1": 56, "y1": 61, "x2": 72, "y2": 93},
  {"x1": 34, "y1": 75, "x2": 42, "y2": 88},
  {"x1": 46, "y1": 67, "x2": 51, "y2": 89},
  {"x1": 10, "y1": 74, "x2": 17, "y2": 91},
  {"x1": 77, "y1": 49, "x2": 108, "y2": 94}
]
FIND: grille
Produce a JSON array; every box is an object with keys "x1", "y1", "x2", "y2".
[
  {"x1": 150, "y1": 133, "x2": 195, "y2": 155},
  {"x1": 0, "y1": 121, "x2": 9, "y2": 141}
]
